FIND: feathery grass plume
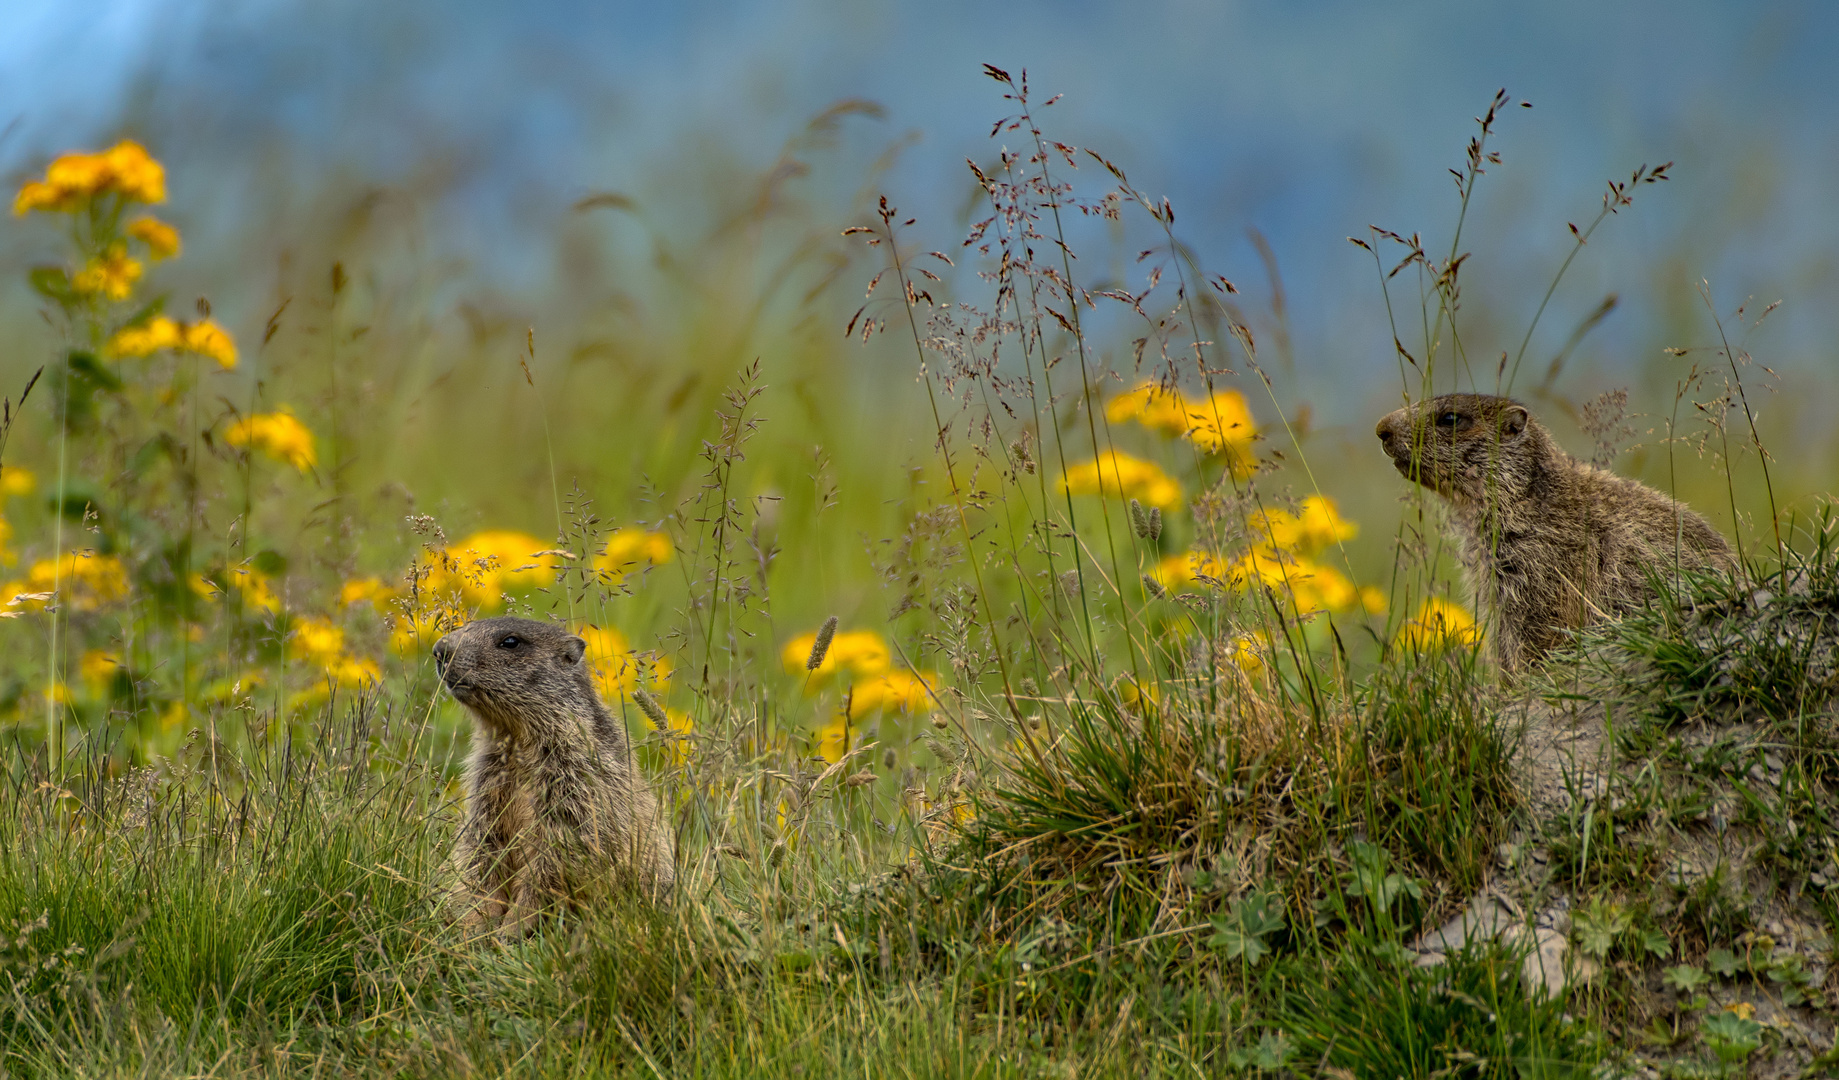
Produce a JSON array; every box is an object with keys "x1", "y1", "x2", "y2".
[
  {"x1": 806, "y1": 615, "x2": 839, "y2": 671},
  {"x1": 1141, "y1": 573, "x2": 1166, "y2": 600},
  {"x1": 1129, "y1": 497, "x2": 1150, "y2": 538},
  {"x1": 631, "y1": 688, "x2": 670, "y2": 730},
  {"x1": 1147, "y1": 505, "x2": 1162, "y2": 542}
]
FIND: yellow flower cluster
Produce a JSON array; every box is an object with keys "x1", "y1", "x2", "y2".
[
  {"x1": 389, "y1": 605, "x2": 463, "y2": 656},
  {"x1": 13, "y1": 141, "x2": 166, "y2": 215},
  {"x1": 2, "y1": 552, "x2": 131, "y2": 613},
  {"x1": 339, "y1": 576, "x2": 395, "y2": 610},
  {"x1": 72, "y1": 244, "x2": 142, "y2": 301},
  {"x1": 781, "y1": 627, "x2": 890, "y2": 682},
  {"x1": 783, "y1": 625, "x2": 937, "y2": 761},
  {"x1": 1060, "y1": 450, "x2": 1183, "y2": 510},
  {"x1": 422, "y1": 529, "x2": 553, "y2": 609},
  {"x1": 595, "y1": 528, "x2": 674, "y2": 579},
  {"x1": 577, "y1": 623, "x2": 672, "y2": 700},
  {"x1": 191, "y1": 566, "x2": 285, "y2": 615},
  {"x1": 1106, "y1": 381, "x2": 1258, "y2": 477},
  {"x1": 1249, "y1": 495, "x2": 1358, "y2": 552},
  {"x1": 79, "y1": 649, "x2": 122, "y2": 690},
  {"x1": 107, "y1": 315, "x2": 238, "y2": 368},
  {"x1": 127, "y1": 217, "x2": 181, "y2": 260},
  {"x1": 1153, "y1": 495, "x2": 1384, "y2": 617},
  {"x1": 224, "y1": 409, "x2": 314, "y2": 471},
  {"x1": 288, "y1": 615, "x2": 380, "y2": 688},
  {"x1": 1392, "y1": 597, "x2": 1481, "y2": 652}
]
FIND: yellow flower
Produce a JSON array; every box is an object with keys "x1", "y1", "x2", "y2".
[
  {"x1": 160, "y1": 700, "x2": 190, "y2": 730},
  {"x1": 289, "y1": 616, "x2": 346, "y2": 665},
  {"x1": 842, "y1": 669, "x2": 937, "y2": 719},
  {"x1": 233, "y1": 567, "x2": 284, "y2": 614},
  {"x1": 1287, "y1": 559, "x2": 1360, "y2": 615},
  {"x1": 1251, "y1": 496, "x2": 1358, "y2": 556},
  {"x1": 421, "y1": 530, "x2": 554, "y2": 609},
  {"x1": 72, "y1": 245, "x2": 143, "y2": 301},
  {"x1": 1060, "y1": 450, "x2": 1183, "y2": 510},
  {"x1": 101, "y1": 141, "x2": 166, "y2": 203},
  {"x1": 1224, "y1": 632, "x2": 1266, "y2": 675},
  {"x1": 389, "y1": 603, "x2": 463, "y2": 655},
  {"x1": 225, "y1": 409, "x2": 315, "y2": 472},
  {"x1": 646, "y1": 707, "x2": 694, "y2": 765},
  {"x1": 12, "y1": 181, "x2": 69, "y2": 215},
  {"x1": 322, "y1": 654, "x2": 381, "y2": 687},
  {"x1": 13, "y1": 142, "x2": 165, "y2": 214},
  {"x1": 814, "y1": 717, "x2": 853, "y2": 763},
  {"x1": 78, "y1": 649, "x2": 121, "y2": 690},
  {"x1": 106, "y1": 316, "x2": 236, "y2": 367},
  {"x1": 1394, "y1": 597, "x2": 1481, "y2": 652},
  {"x1": 1107, "y1": 382, "x2": 1258, "y2": 476},
  {"x1": 338, "y1": 576, "x2": 396, "y2": 611},
  {"x1": 1184, "y1": 388, "x2": 1257, "y2": 461},
  {"x1": 1152, "y1": 549, "x2": 1228, "y2": 591},
  {"x1": 14, "y1": 152, "x2": 111, "y2": 213},
  {"x1": 1, "y1": 468, "x2": 34, "y2": 497},
  {"x1": 782, "y1": 627, "x2": 891, "y2": 684},
  {"x1": 594, "y1": 528, "x2": 673, "y2": 579},
  {"x1": 1359, "y1": 585, "x2": 1387, "y2": 615},
  {"x1": 106, "y1": 315, "x2": 182, "y2": 358},
  {"x1": 1105, "y1": 381, "x2": 1191, "y2": 436},
  {"x1": 182, "y1": 319, "x2": 237, "y2": 368},
  {"x1": 578, "y1": 623, "x2": 672, "y2": 699},
  {"x1": 127, "y1": 216, "x2": 180, "y2": 260},
  {"x1": 2, "y1": 551, "x2": 130, "y2": 612}
]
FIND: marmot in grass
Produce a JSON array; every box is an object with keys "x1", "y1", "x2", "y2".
[
  {"x1": 1376, "y1": 393, "x2": 1733, "y2": 670},
  {"x1": 434, "y1": 616, "x2": 674, "y2": 935}
]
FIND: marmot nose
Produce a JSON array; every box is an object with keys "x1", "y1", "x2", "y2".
[
  {"x1": 1375, "y1": 419, "x2": 1395, "y2": 450},
  {"x1": 432, "y1": 635, "x2": 455, "y2": 672}
]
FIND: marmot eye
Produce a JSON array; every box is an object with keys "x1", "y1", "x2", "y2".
[
  {"x1": 497, "y1": 634, "x2": 522, "y2": 649},
  {"x1": 1435, "y1": 411, "x2": 1463, "y2": 429}
]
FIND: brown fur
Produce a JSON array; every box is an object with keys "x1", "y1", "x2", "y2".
[
  {"x1": 434, "y1": 616, "x2": 674, "y2": 936},
  {"x1": 1375, "y1": 393, "x2": 1733, "y2": 670}
]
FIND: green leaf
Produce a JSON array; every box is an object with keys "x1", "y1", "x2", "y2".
[
  {"x1": 1642, "y1": 928, "x2": 1673, "y2": 959},
  {"x1": 1663, "y1": 965, "x2": 1709, "y2": 993},
  {"x1": 1208, "y1": 891, "x2": 1286, "y2": 965},
  {"x1": 1700, "y1": 1009, "x2": 1762, "y2": 1063},
  {"x1": 1706, "y1": 947, "x2": 1740, "y2": 977},
  {"x1": 28, "y1": 266, "x2": 73, "y2": 303}
]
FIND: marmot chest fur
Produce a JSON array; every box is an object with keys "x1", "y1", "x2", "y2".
[
  {"x1": 434, "y1": 616, "x2": 674, "y2": 934},
  {"x1": 1375, "y1": 393, "x2": 1732, "y2": 670}
]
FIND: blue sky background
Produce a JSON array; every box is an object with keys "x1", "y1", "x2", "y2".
[{"x1": 1, "y1": 0, "x2": 1833, "y2": 428}]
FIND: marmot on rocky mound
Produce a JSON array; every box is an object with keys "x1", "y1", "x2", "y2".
[
  {"x1": 1375, "y1": 393, "x2": 1733, "y2": 670},
  {"x1": 434, "y1": 616, "x2": 674, "y2": 934}
]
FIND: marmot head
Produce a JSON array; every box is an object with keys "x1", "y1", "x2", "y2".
[
  {"x1": 1375, "y1": 393, "x2": 1539, "y2": 505},
  {"x1": 432, "y1": 616, "x2": 591, "y2": 734}
]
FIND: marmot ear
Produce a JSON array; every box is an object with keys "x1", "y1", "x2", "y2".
[
  {"x1": 1500, "y1": 405, "x2": 1529, "y2": 440},
  {"x1": 562, "y1": 636, "x2": 586, "y2": 665}
]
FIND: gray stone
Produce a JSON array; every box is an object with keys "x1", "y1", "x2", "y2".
[
  {"x1": 1518, "y1": 927, "x2": 1572, "y2": 999},
  {"x1": 1409, "y1": 895, "x2": 1516, "y2": 954}
]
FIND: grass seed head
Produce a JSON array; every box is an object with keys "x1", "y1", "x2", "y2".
[
  {"x1": 632, "y1": 688, "x2": 670, "y2": 729},
  {"x1": 1129, "y1": 498, "x2": 1150, "y2": 538},
  {"x1": 807, "y1": 615, "x2": 839, "y2": 671}
]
